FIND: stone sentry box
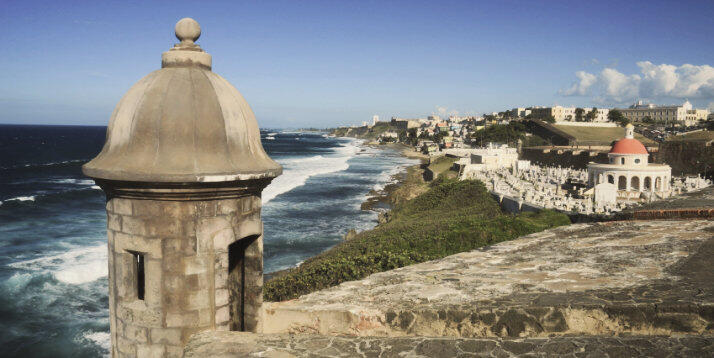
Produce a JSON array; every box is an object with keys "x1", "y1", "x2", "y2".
[{"x1": 83, "y1": 18, "x2": 281, "y2": 357}]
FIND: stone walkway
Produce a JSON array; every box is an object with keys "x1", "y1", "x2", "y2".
[
  {"x1": 263, "y1": 220, "x2": 714, "y2": 338},
  {"x1": 185, "y1": 331, "x2": 714, "y2": 357}
]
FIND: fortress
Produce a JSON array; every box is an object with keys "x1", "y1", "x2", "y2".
[{"x1": 85, "y1": 19, "x2": 713, "y2": 357}]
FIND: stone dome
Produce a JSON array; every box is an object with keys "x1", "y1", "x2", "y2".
[{"x1": 83, "y1": 18, "x2": 282, "y2": 183}]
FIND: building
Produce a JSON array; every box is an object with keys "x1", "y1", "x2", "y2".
[
  {"x1": 619, "y1": 100, "x2": 708, "y2": 126},
  {"x1": 463, "y1": 143, "x2": 522, "y2": 172},
  {"x1": 390, "y1": 117, "x2": 420, "y2": 130},
  {"x1": 530, "y1": 106, "x2": 609, "y2": 122},
  {"x1": 372, "y1": 115, "x2": 379, "y2": 126},
  {"x1": 587, "y1": 124, "x2": 671, "y2": 199},
  {"x1": 83, "y1": 19, "x2": 282, "y2": 356},
  {"x1": 510, "y1": 107, "x2": 531, "y2": 118}
]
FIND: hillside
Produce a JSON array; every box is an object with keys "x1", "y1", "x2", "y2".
[{"x1": 264, "y1": 179, "x2": 571, "y2": 301}]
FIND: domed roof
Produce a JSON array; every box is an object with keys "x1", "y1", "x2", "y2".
[
  {"x1": 83, "y1": 18, "x2": 281, "y2": 183},
  {"x1": 609, "y1": 138, "x2": 648, "y2": 155}
]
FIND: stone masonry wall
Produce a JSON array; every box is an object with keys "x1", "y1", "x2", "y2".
[{"x1": 106, "y1": 194, "x2": 263, "y2": 358}]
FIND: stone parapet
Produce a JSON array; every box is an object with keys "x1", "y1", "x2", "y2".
[
  {"x1": 184, "y1": 332, "x2": 714, "y2": 357},
  {"x1": 263, "y1": 220, "x2": 714, "y2": 338}
]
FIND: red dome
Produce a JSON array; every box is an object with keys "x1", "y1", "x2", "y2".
[{"x1": 609, "y1": 138, "x2": 648, "y2": 155}]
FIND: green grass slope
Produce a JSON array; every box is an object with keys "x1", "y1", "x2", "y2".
[{"x1": 264, "y1": 179, "x2": 571, "y2": 302}]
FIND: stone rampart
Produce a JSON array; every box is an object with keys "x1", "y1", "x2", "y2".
[{"x1": 261, "y1": 220, "x2": 714, "y2": 338}]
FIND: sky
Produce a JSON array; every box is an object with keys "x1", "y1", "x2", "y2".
[{"x1": 1, "y1": 0, "x2": 713, "y2": 128}]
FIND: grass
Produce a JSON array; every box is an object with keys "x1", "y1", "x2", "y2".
[
  {"x1": 426, "y1": 156, "x2": 459, "y2": 180},
  {"x1": 554, "y1": 125, "x2": 655, "y2": 145},
  {"x1": 264, "y1": 179, "x2": 571, "y2": 302},
  {"x1": 666, "y1": 130, "x2": 714, "y2": 142}
]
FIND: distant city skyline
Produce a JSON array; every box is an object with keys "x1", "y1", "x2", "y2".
[{"x1": 1, "y1": 0, "x2": 713, "y2": 127}]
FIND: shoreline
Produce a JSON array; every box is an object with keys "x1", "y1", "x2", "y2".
[
  {"x1": 265, "y1": 141, "x2": 426, "y2": 280},
  {"x1": 359, "y1": 143, "x2": 429, "y2": 220}
]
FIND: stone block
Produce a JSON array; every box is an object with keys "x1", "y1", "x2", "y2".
[
  {"x1": 214, "y1": 269, "x2": 228, "y2": 289},
  {"x1": 150, "y1": 328, "x2": 182, "y2": 345},
  {"x1": 122, "y1": 216, "x2": 147, "y2": 236},
  {"x1": 114, "y1": 232, "x2": 162, "y2": 258},
  {"x1": 236, "y1": 219, "x2": 262, "y2": 240},
  {"x1": 199, "y1": 308, "x2": 213, "y2": 326},
  {"x1": 113, "y1": 198, "x2": 133, "y2": 216},
  {"x1": 184, "y1": 256, "x2": 210, "y2": 275},
  {"x1": 137, "y1": 344, "x2": 165, "y2": 358},
  {"x1": 215, "y1": 305, "x2": 230, "y2": 324},
  {"x1": 215, "y1": 289, "x2": 229, "y2": 307},
  {"x1": 217, "y1": 199, "x2": 239, "y2": 215},
  {"x1": 107, "y1": 213, "x2": 122, "y2": 231},
  {"x1": 165, "y1": 345, "x2": 185, "y2": 358},
  {"x1": 116, "y1": 336, "x2": 136, "y2": 356},
  {"x1": 118, "y1": 302, "x2": 163, "y2": 328},
  {"x1": 123, "y1": 324, "x2": 148, "y2": 343},
  {"x1": 166, "y1": 311, "x2": 199, "y2": 328},
  {"x1": 196, "y1": 217, "x2": 231, "y2": 253},
  {"x1": 213, "y1": 228, "x2": 235, "y2": 251},
  {"x1": 242, "y1": 197, "x2": 252, "y2": 213},
  {"x1": 144, "y1": 259, "x2": 162, "y2": 308},
  {"x1": 187, "y1": 290, "x2": 210, "y2": 310}
]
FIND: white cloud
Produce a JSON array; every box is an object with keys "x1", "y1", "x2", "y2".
[
  {"x1": 434, "y1": 106, "x2": 459, "y2": 117},
  {"x1": 561, "y1": 61, "x2": 714, "y2": 104}
]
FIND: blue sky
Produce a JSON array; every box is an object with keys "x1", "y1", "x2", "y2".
[{"x1": 1, "y1": 0, "x2": 713, "y2": 127}]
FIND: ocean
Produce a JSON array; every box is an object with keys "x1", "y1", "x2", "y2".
[{"x1": 0, "y1": 124, "x2": 418, "y2": 357}]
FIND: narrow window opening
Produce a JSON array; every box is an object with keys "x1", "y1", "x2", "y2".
[{"x1": 130, "y1": 251, "x2": 145, "y2": 300}]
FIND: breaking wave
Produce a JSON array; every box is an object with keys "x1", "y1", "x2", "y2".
[{"x1": 262, "y1": 140, "x2": 360, "y2": 204}]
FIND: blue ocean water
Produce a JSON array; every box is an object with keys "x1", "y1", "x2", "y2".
[{"x1": 0, "y1": 124, "x2": 417, "y2": 357}]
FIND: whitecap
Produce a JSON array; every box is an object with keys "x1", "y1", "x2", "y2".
[
  {"x1": 9, "y1": 244, "x2": 107, "y2": 285},
  {"x1": 6, "y1": 196, "x2": 35, "y2": 202},
  {"x1": 265, "y1": 136, "x2": 275, "y2": 140},
  {"x1": 262, "y1": 140, "x2": 359, "y2": 204},
  {"x1": 82, "y1": 331, "x2": 111, "y2": 355}
]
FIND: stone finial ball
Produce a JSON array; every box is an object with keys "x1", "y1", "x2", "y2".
[{"x1": 175, "y1": 18, "x2": 201, "y2": 43}]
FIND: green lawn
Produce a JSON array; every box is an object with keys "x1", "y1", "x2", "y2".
[{"x1": 554, "y1": 125, "x2": 655, "y2": 145}]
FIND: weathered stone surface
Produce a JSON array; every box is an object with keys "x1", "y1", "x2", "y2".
[
  {"x1": 184, "y1": 332, "x2": 714, "y2": 357},
  {"x1": 264, "y1": 220, "x2": 714, "y2": 338}
]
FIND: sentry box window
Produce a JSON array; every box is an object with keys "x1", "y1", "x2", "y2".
[{"x1": 129, "y1": 251, "x2": 145, "y2": 300}]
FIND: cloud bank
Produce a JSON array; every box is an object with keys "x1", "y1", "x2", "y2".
[{"x1": 561, "y1": 61, "x2": 714, "y2": 104}]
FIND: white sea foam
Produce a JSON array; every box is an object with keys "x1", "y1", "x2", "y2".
[
  {"x1": 265, "y1": 136, "x2": 275, "y2": 140},
  {"x1": 53, "y1": 178, "x2": 95, "y2": 185},
  {"x1": 82, "y1": 331, "x2": 111, "y2": 355},
  {"x1": 91, "y1": 185, "x2": 101, "y2": 190},
  {"x1": 9, "y1": 244, "x2": 107, "y2": 285},
  {"x1": 263, "y1": 140, "x2": 359, "y2": 204},
  {"x1": 6, "y1": 196, "x2": 35, "y2": 202}
]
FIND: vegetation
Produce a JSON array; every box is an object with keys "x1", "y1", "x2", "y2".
[
  {"x1": 554, "y1": 124, "x2": 654, "y2": 145},
  {"x1": 607, "y1": 109, "x2": 630, "y2": 126},
  {"x1": 426, "y1": 156, "x2": 459, "y2": 181},
  {"x1": 575, "y1": 107, "x2": 584, "y2": 122},
  {"x1": 264, "y1": 179, "x2": 571, "y2": 301},
  {"x1": 585, "y1": 107, "x2": 598, "y2": 122}
]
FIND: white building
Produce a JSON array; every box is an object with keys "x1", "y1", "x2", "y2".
[
  {"x1": 619, "y1": 100, "x2": 708, "y2": 126},
  {"x1": 531, "y1": 106, "x2": 609, "y2": 122},
  {"x1": 587, "y1": 124, "x2": 671, "y2": 199},
  {"x1": 372, "y1": 115, "x2": 379, "y2": 126},
  {"x1": 459, "y1": 143, "x2": 527, "y2": 176}
]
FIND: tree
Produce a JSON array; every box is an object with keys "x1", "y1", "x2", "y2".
[
  {"x1": 585, "y1": 107, "x2": 598, "y2": 122},
  {"x1": 608, "y1": 109, "x2": 627, "y2": 125},
  {"x1": 575, "y1": 108, "x2": 585, "y2": 122},
  {"x1": 642, "y1": 116, "x2": 655, "y2": 124},
  {"x1": 543, "y1": 115, "x2": 556, "y2": 124}
]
